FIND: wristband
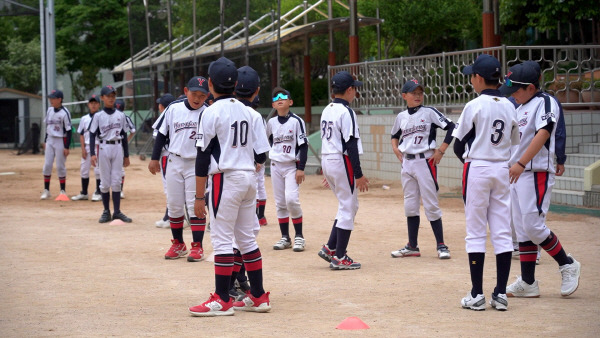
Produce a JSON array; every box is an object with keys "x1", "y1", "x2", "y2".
[
  {"x1": 195, "y1": 195, "x2": 205, "y2": 201},
  {"x1": 517, "y1": 161, "x2": 526, "y2": 169}
]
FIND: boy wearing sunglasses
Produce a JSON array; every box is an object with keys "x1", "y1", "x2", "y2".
[
  {"x1": 452, "y1": 54, "x2": 520, "y2": 310},
  {"x1": 267, "y1": 87, "x2": 308, "y2": 252},
  {"x1": 500, "y1": 62, "x2": 581, "y2": 299}
]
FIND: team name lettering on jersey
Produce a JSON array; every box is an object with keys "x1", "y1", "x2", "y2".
[
  {"x1": 101, "y1": 122, "x2": 122, "y2": 134},
  {"x1": 174, "y1": 121, "x2": 198, "y2": 133},
  {"x1": 401, "y1": 125, "x2": 427, "y2": 139}
]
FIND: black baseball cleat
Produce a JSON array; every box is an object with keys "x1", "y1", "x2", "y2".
[
  {"x1": 112, "y1": 211, "x2": 132, "y2": 223},
  {"x1": 99, "y1": 210, "x2": 112, "y2": 223}
]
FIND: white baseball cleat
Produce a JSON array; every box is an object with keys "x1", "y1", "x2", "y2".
[
  {"x1": 91, "y1": 192, "x2": 102, "y2": 201},
  {"x1": 559, "y1": 254, "x2": 581, "y2": 297},
  {"x1": 71, "y1": 193, "x2": 89, "y2": 201},
  {"x1": 155, "y1": 219, "x2": 170, "y2": 228},
  {"x1": 40, "y1": 189, "x2": 51, "y2": 200}
]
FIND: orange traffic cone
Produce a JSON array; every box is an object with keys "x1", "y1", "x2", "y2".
[
  {"x1": 335, "y1": 317, "x2": 370, "y2": 330},
  {"x1": 110, "y1": 219, "x2": 126, "y2": 226},
  {"x1": 55, "y1": 194, "x2": 70, "y2": 201}
]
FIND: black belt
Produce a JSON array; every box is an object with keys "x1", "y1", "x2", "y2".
[
  {"x1": 405, "y1": 153, "x2": 426, "y2": 160},
  {"x1": 100, "y1": 140, "x2": 121, "y2": 144}
]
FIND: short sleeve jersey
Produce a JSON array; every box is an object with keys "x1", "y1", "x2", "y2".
[
  {"x1": 391, "y1": 105, "x2": 452, "y2": 154},
  {"x1": 158, "y1": 100, "x2": 204, "y2": 159},
  {"x1": 77, "y1": 113, "x2": 93, "y2": 145},
  {"x1": 320, "y1": 98, "x2": 363, "y2": 155},
  {"x1": 266, "y1": 112, "x2": 308, "y2": 162},
  {"x1": 195, "y1": 96, "x2": 270, "y2": 175},
  {"x1": 509, "y1": 92, "x2": 558, "y2": 173},
  {"x1": 152, "y1": 110, "x2": 169, "y2": 154},
  {"x1": 452, "y1": 91, "x2": 520, "y2": 162},
  {"x1": 44, "y1": 106, "x2": 72, "y2": 138},
  {"x1": 88, "y1": 109, "x2": 131, "y2": 141}
]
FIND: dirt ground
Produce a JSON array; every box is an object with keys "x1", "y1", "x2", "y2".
[{"x1": 0, "y1": 149, "x2": 599, "y2": 337}]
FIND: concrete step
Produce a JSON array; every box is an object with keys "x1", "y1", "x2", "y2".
[
  {"x1": 578, "y1": 142, "x2": 600, "y2": 155},
  {"x1": 555, "y1": 176, "x2": 584, "y2": 191},
  {"x1": 551, "y1": 189, "x2": 584, "y2": 206},
  {"x1": 565, "y1": 153, "x2": 600, "y2": 167},
  {"x1": 562, "y1": 165, "x2": 586, "y2": 179}
]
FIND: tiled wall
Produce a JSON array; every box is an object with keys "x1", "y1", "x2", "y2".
[{"x1": 357, "y1": 111, "x2": 599, "y2": 189}]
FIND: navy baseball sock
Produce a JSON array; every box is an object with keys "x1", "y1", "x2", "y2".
[
  {"x1": 112, "y1": 191, "x2": 121, "y2": 214},
  {"x1": 95, "y1": 180, "x2": 101, "y2": 193},
  {"x1": 430, "y1": 218, "x2": 445, "y2": 245},
  {"x1": 335, "y1": 228, "x2": 352, "y2": 258},
  {"x1": 190, "y1": 217, "x2": 206, "y2": 243},
  {"x1": 162, "y1": 207, "x2": 169, "y2": 222},
  {"x1": 407, "y1": 216, "x2": 420, "y2": 248},
  {"x1": 278, "y1": 217, "x2": 290, "y2": 239},
  {"x1": 59, "y1": 177, "x2": 66, "y2": 191},
  {"x1": 243, "y1": 248, "x2": 265, "y2": 298},
  {"x1": 214, "y1": 254, "x2": 234, "y2": 302},
  {"x1": 81, "y1": 178, "x2": 89, "y2": 195},
  {"x1": 257, "y1": 200, "x2": 266, "y2": 219},
  {"x1": 292, "y1": 216, "x2": 303, "y2": 238},
  {"x1": 44, "y1": 175, "x2": 50, "y2": 190},
  {"x1": 230, "y1": 249, "x2": 243, "y2": 290},
  {"x1": 101, "y1": 192, "x2": 110, "y2": 211},
  {"x1": 468, "y1": 252, "x2": 485, "y2": 296},
  {"x1": 494, "y1": 251, "x2": 512, "y2": 295},
  {"x1": 540, "y1": 231, "x2": 572, "y2": 266},
  {"x1": 326, "y1": 220, "x2": 338, "y2": 249},
  {"x1": 169, "y1": 216, "x2": 185, "y2": 243},
  {"x1": 519, "y1": 241, "x2": 537, "y2": 284}
]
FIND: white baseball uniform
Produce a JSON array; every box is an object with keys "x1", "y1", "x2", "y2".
[
  {"x1": 452, "y1": 90, "x2": 519, "y2": 254},
  {"x1": 266, "y1": 112, "x2": 308, "y2": 220},
  {"x1": 320, "y1": 98, "x2": 363, "y2": 231},
  {"x1": 88, "y1": 108, "x2": 131, "y2": 192},
  {"x1": 77, "y1": 113, "x2": 98, "y2": 180},
  {"x1": 152, "y1": 110, "x2": 171, "y2": 195},
  {"x1": 43, "y1": 106, "x2": 72, "y2": 178},
  {"x1": 391, "y1": 105, "x2": 452, "y2": 220},
  {"x1": 510, "y1": 92, "x2": 558, "y2": 244},
  {"x1": 196, "y1": 96, "x2": 270, "y2": 255},
  {"x1": 120, "y1": 114, "x2": 136, "y2": 179},
  {"x1": 157, "y1": 100, "x2": 204, "y2": 219}
]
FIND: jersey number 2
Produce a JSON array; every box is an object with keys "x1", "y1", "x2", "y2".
[
  {"x1": 231, "y1": 120, "x2": 249, "y2": 147},
  {"x1": 491, "y1": 119, "x2": 505, "y2": 145}
]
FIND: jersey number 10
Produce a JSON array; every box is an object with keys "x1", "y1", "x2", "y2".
[{"x1": 231, "y1": 120, "x2": 249, "y2": 147}]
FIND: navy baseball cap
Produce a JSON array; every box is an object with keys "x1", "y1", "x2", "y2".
[
  {"x1": 402, "y1": 79, "x2": 424, "y2": 93},
  {"x1": 115, "y1": 99, "x2": 125, "y2": 111},
  {"x1": 208, "y1": 57, "x2": 238, "y2": 90},
  {"x1": 156, "y1": 93, "x2": 176, "y2": 107},
  {"x1": 462, "y1": 54, "x2": 501, "y2": 80},
  {"x1": 187, "y1": 76, "x2": 209, "y2": 93},
  {"x1": 235, "y1": 66, "x2": 260, "y2": 96},
  {"x1": 499, "y1": 63, "x2": 540, "y2": 96},
  {"x1": 272, "y1": 86, "x2": 290, "y2": 98},
  {"x1": 331, "y1": 71, "x2": 363, "y2": 91},
  {"x1": 48, "y1": 89, "x2": 63, "y2": 99},
  {"x1": 88, "y1": 94, "x2": 100, "y2": 102},
  {"x1": 101, "y1": 85, "x2": 116, "y2": 96}
]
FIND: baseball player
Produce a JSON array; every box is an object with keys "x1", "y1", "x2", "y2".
[
  {"x1": 317, "y1": 71, "x2": 369, "y2": 270},
  {"x1": 390, "y1": 79, "x2": 454, "y2": 259},
  {"x1": 267, "y1": 87, "x2": 308, "y2": 252},
  {"x1": 89, "y1": 85, "x2": 132, "y2": 223},
  {"x1": 452, "y1": 54, "x2": 519, "y2": 311},
  {"x1": 41, "y1": 89, "x2": 72, "y2": 200},
  {"x1": 151, "y1": 93, "x2": 176, "y2": 228},
  {"x1": 72, "y1": 94, "x2": 101, "y2": 201},
  {"x1": 254, "y1": 95, "x2": 268, "y2": 227},
  {"x1": 148, "y1": 77, "x2": 209, "y2": 262},
  {"x1": 189, "y1": 57, "x2": 271, "y2": 316},
  {"x1": 500, "y1": 62, "x2": 581, "y2": 298},
  {"x1": 115, "y1": 99, "x2": 135, "y2": 199}
]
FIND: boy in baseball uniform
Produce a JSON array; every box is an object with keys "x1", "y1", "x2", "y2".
[
  {"x1": 317, "y1": 71, "x2": 369, "y2": 270},
  {"x1": 452, "y1": 54, "x2": 519, "y2": 311},
  {"x1": 189, "y1": 57, "x2": 271, "y2": 316},
  {"x1": 89, "y1": 85, "x2": 132, "y2": 223},
  {"x1": 267, "y1": 87, "x2": 308, "y2": 252},
  {"x1": 149, "y1": 78, "x2": 209, "y2": 261},
  {"x1": 152, "y1": 93, "x2": 177, "y2": 228},
  {"x1": 500, "y1": 62, "x2": 581, "y2": 298},
  {"x1": 41, "y1": 89, "x2": 72, "y2": 200},
  {"x1": 390, "y1": 79, "x2": 455, "y2": 259},
  {"x1": 114, "y1": 99, "x2": 135, "y2": 199},
  {"x1": 72, "y1": 94, "x2": 101, "y2": 201}
]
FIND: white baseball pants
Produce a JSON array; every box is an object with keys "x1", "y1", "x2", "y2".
[
  {"x1": 270, "y1": 160, "x2": 302, "y2": 219},
  {"x1": 166, "y1": 155, "x2": 197, "y2": 219},
  {"x1": 511, "y1": 171, "x2": 554, "y2": 244},
  {"x1": 43, "y1": 136, "x2": 67, "y2": 177},
  {"x1": 321, "y1": 154, "x2": 358, "y2": 231},
  {"x1": 401, "y1": 154, "x2": 442, "y2": 221}
]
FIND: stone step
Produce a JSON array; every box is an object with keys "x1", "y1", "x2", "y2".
[
  {"x1": 578, "y1": 143, "x2": 600, "y2": 155},
  {"x1": 562, "y1": 165, "x2": 586, "y2": 179},
  {"x1": 555, "y1": 176, "x2": 584, "y2": 191},
  {"x1": 565, "y1": 153, "x2": 600, "y2": 167},
  {"x1": 551, "y1": 189, "x2": 585, "y2": 206}
]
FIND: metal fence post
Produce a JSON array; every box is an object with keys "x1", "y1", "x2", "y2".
[{"x1": 442, "y1": 51, "x2": 447, "y2": 113}]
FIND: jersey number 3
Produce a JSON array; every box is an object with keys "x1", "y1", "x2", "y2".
[
  {"x1": 231, "y1": 120, "x2": 249, "y2": 147},
  {"x1": 491, "y1": 119, "x2": 505, "y2": 145},
  {"x1": 321, "y1": 121, "x2": 333, "y2": 140}
]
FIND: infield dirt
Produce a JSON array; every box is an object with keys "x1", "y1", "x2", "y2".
[{"x1": 1, "y1": 150, "x2": 599, "y2": 337}]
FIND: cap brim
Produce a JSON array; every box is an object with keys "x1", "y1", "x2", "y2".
[
  {"x1": 462, "y1": 65, "x2": 475, "y2": 75},
  {"x1": 499, "y1": 84, "x2": 520, "y2": 96},
  {"x1": 353, "y1": 80, "x2": 363, "y2": 87},
  {"x1": 188, "y1": 87, "x2": 209, "y2": 94},
  {"x1": 156, "y1": 98, "x2": 162, "y2": 103}
]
